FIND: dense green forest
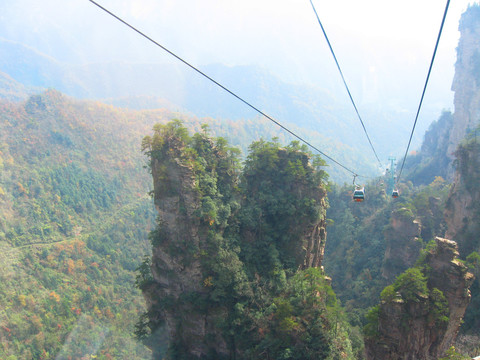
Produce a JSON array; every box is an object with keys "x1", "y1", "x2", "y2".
[
  {"x1": 325, "y1": 175, "x2": 450, "y2": 309},
  {"x1": 139, "y1": 118, "x2": 480, "y2": 359}
]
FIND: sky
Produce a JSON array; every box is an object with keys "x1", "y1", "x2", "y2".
[
  {"x1": 1, "y1": 0, "x2": 475, "y2": 104},
  {"x1": 1, "y1": 0, "x2": 474, "y2": 81},
  {"x1": 0, "y1": 0, "x2": 477, "y2": 160},
  {"x1": 78, "y1": 0, "x2": 473, "y2": 83}
]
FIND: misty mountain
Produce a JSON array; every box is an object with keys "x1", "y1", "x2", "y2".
[
  {"x1": 0, "y1": 70, "x2": 40, "y2": 102},
  {"x1": 0, "y1": 37, "x2": 443, "y2": 169},
  {"x1": 0, "y1": 38, "x2": 341, "y2": 128},
  {"x1": 0, "y1": 47, "x2": 378, "y2": 183}
]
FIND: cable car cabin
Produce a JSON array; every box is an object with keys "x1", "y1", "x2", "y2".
[
  {"x1": 392, "y1": 190, "x2": 399, "y2": 198},
  {"x1": 353, "y1": 188, "x2": 365, "y2": 202}
]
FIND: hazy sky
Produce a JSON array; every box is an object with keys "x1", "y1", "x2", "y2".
[
  {"x1": 79, "y1": 0, "x2": 473, "y2": 79},
  {"x1": 1, "y1": 0, "x2": 475, "y2": 104},
  {"x1": 2, "y1": 0, "x2": 474, "y2": 75},
  {"x1": 0, "y1": 0, "x2": 477, "y2": 159}
]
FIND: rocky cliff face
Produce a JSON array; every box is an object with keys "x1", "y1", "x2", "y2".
[
  {"x1": 144, "y1": 154, "x2": 230, "y2": 357},
  {"x1": 300, "y1": 221, "x2": 327, "y2": 269},
  {"x1": 447, "y1": 5, "x2": 480, "y2": 177},
  {"x1": 444, "y1": 113, "x2": 480, "y2": 339},
  {"x1": 445, "y1": 138, "x2": 480, "y2": 256},
  {"x1": 140, "y1": 123, "x2": 332, "y2": 359},
  {"x1": 366, "y1": 237, "x2": 474, "y2": 360},
  {"x1": 382, "y1": 208, "x2": 422, "y2": 280},
  {"x1": 445, "y1": 5, "x2": 480, "y2": 252}
]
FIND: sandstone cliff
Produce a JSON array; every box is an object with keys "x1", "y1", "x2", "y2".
[
  {"x1": 144, "y1": 153, "x2": 230, "y2": 357},
  {"x1": 139, "y1": 122, "x2": 334, "y2": 359},
  {"x1": 366, "y1": 237, "x2": 474, "y2": 360},
  {"x1": 444, "y1": 110, "x2": 480, "y2": 342},
  {"x1": 447, "y1": 4, "x2": 480, "y2": 178},
  {"x1": 445, "y1": 138, "x2": 480, "y2": 256},
  {"x1": 382, "y1": 208, "x2": 422, "y2": 280}
]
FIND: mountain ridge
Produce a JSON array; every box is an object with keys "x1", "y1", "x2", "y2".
[{"x1": 0, "y1": 38, "x2": 432, "y2": 164}]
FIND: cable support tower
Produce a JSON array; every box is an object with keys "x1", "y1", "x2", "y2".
[
  {"x1": 308, "y1": 0, "x2": 383, "y2": 170},
  {"x1": 386, "y1": 157, "x2": 396, "y2": 196},
  {"x1": 88, "y1": 0, "x2": 371, "y2": 179},
  {"x1": 396, "y1": 0, "x2": 450, "y2": 184}
]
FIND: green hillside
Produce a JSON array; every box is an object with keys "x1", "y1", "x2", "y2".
[
  {"x1": 0, "y1": 88, "x2": 372, "y2": 359},
  {"x1": 0, "y1": 90, "x2": 160, "y2": 359},
  {"x1": 0, "y1": 82, "x2": 476, "y2": 358}
]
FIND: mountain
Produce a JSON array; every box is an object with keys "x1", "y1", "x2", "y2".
[
  {"x1": 323, "y1": 5, "x2": 480, "y2": 358},
  {"x1": 1, "y1": 4, "x2": 479, "y2": 358},
  {"x1": 446, "y1": 5, "x2": 480, "y2": 174},
  {"x1": 0, "y1": 38, "x2": 432, "y2": 170},
  {"x1": 0, "y1": 70, "x2": 39, "y2": 102},
  {"x1": 0, "y1": 87, "x2": 369, "y2": 358},
  {"x1": 402, "y1": 110, "x2": 454, "y2": 185},
  {"x1": 0, "y1": 90, "x2": 160, "y2": 359},
  {"x1": 365, "y1": 238, "x2": 473, "y2": 359},
  {"x1": 139, "y1": 121, "x2": 355, "y2": 358},
  {"x1": 403, "y1": 5, "x2": 480, "y2": 184},
  {"x1": 444, "y1": 133, "x2": 480, "y2": 335}
]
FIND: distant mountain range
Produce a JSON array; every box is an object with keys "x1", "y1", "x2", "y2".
[
  {"x1": 0, "y1": 69, "x2": 40, "y2": 102},
  {"x1": 0, "y1": 37, "x2": 444, "y2": 173},
  {"x1": 0, "y1": 38, "x2": 340, "y2": 126}
]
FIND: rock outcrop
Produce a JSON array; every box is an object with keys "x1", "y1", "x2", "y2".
[
  {"x1": 301, "y1": 220, "x2": 327, "y2": 269},
  {"x1": 366, "y1": 237, "x2": 474, "y2": 360},
  {"x1": 140, "y1": 123, "x2": 331, "y2": 359},
  {"x1": 382, "y1": 208, "x2": 422, "y2": 280},
  {"x1": 446, "y1": 5, "x2": 480, "y2": 178},
  {"x1": 443, "y1": 98, "x2": 480, "y2": 341},
  {"x1": 144, "y1": 154, "x2": 231, "y2": 357},
  {"x1": 444, "y1": 138, "x2": 480, "y2": 256}
]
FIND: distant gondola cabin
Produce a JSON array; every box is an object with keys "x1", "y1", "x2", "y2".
[
  {"x1": 392, "y1": 190, "x2": 399, "y2": 198},
  {"x1": 353, "y1": 187, "x2": 365, "y2": 202}
]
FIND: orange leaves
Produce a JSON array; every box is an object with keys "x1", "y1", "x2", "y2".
[
  {"x1": 49, "y1": 291, "x2": 60, "y2": 303},
  {"x1": 30, "y1": 314, "x2": 43, "y2": 331},
  {"x1": 16, "y1": 182, "x2": 28, "y2": 196},
  {"x1": 104, "y1": 308, "x2": 114, "y2": 320},
  {"x1": 67, "y1": 259, "x2": 75, "y2": 274},
  {"x1": 71, "y1": 307, "x2": 82, "y2": 316},
  {"x1": 2, "y1": 325, "x2": 12, "y2": 337}
]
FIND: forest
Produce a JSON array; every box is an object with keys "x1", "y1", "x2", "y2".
[{"x1": 0, "y1": 88, "x2": 479, "y2": 359}]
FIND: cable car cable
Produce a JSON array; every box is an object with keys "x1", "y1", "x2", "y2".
[
  {"x1": 396, "y1": 0, "x2": 450, "y2": 184},
  {"x1": 308, "y1": 0, "x2": 384, "y2": 170},
  {"x1": 88, "y1": 0, "x2": 369, "y2": 178}
]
